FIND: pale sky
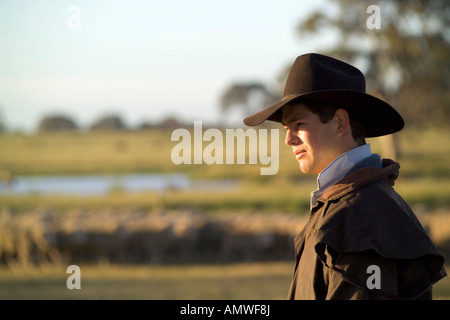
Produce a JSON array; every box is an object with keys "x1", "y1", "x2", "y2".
[{"x1": 0, "y1": 0, "x2": 330, "y2": 132}]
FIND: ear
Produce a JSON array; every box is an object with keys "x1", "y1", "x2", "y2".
[{"x1": 334, "y1": 108, "x2": 351, "y2": 137}]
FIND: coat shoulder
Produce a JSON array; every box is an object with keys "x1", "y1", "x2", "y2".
[{"x1": 315, "y1": 179, "x2": 445, "y2": 275}]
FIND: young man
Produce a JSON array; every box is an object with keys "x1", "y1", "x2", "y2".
[{"x1": 244, "y1": 53, "x2": 446, "y2": 300}]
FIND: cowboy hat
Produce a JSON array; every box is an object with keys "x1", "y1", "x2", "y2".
[{"x1": 243, "y1": 53, "x2": 404, "y2": 137}]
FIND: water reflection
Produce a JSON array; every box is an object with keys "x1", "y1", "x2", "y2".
[{"x1": 0, "y1": 174, "x2": 236, "y2": 196}]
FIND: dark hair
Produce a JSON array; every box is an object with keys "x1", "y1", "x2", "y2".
[{"x1": 303, "y1": 99, "x2": 367, "y2": 145}]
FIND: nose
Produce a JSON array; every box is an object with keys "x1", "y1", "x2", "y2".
[{"x1": 285, "y1": 128, "x2": 301, "y2": 146}]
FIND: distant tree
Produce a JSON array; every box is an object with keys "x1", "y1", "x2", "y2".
[
  {"x1": 294, "y1": 0, "x2": 449, "y2": 127},
  {"x1": 158, "y1": 116, "x2": 181, "y2": 130},
  {"x1": 219, "y1": 82, "x2": 280, "y2": 125},
  {"x1": 0, "y1": 105, "x2": 7, "y2": 132},
  {"x1": 90, "y1": 114, "x2": 126, "y2": 130},
  {"x1": 289, "y1": 0, "x2": 450, "y2": 158},
  {"x1": 38, "y1": 115, "x2": 78, "y2": 132},
  {"x1": 138, "y1": 121, "x2": 155, "y2": 130}
]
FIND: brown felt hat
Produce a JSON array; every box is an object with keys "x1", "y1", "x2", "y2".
[{"x1": 243, "y1": 53, "x2": 404, "y2": 137}]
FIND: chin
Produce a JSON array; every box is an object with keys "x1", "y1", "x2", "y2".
[
  {"x1": 299, "y1": 162, "x2": 319, "y2": 174},
  {"x1": 299, "y1": 164, "x2": 311, "y2": 174}
]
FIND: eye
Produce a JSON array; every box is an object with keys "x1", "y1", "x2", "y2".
[{"x1": 284, "y1": 122, "x2": 304, "y2": 130}]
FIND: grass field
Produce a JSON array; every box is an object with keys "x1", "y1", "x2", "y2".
[
  {"x1": 1, "y1": 126, "x2": 449, "y2": 180},
  {"x1": 1, "y1": 262, "x2": 449, "y2": 300},
  {"x1": 0, "y1": 262, "x2": 293, "y2": 300},
  {"x1": 1, "y1": 126, "x2": 450, "y2": 213},
  {"x1": 0, "y1": 126, "x2": 449, "y2": 300}
]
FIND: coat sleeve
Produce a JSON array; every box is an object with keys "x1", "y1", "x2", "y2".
[
  {"x1": 315, "y1": 184, "x2": 446, "y2": 298},
  {"x1": 316, "y1": 244, "x2": 433, "y2": 300}
]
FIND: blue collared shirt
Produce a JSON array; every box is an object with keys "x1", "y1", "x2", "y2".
[{"x1": 310, "y1": 144, "x2": 372, "y2": 209}]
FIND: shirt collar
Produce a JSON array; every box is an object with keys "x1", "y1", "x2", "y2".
[
  {"x1": 318, "y1": 144, "x2": 372, "y2": 191},
  {"x1": 310, "y1": 144, "x2": 372, "y2": 209}
]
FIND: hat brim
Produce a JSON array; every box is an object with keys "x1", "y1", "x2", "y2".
[{"x1": 243, "y1": 90, "x2": 404, "y2": 138}]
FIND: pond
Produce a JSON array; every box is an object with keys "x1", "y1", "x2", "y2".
[{"x1": 0, "y1": 173, "x2": 236, "y2": 196}]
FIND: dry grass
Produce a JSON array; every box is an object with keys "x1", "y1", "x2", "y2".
[
  {"x1": 0, "y1": 130, "x2": 174, "y2": 175},
  {"x1": 0, "y1": 127, "x2": 449, "y2": 299},
  {"x1": 1, "y1": 126, "x2": 449, "y2": 178},
  {"x1": 0, "y1": 262, "x2": 448, "y2": 300},
  {"x1": 0, "y1": 262, "x2": 294, "y2": 300}
]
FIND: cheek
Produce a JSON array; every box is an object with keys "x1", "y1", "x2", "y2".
[
  {"x1": 303, "y1": 130, "x2": 329, "y2": 159},
  {"x1": 301, "y1": 132, "x2": 319, "y2": 153}
]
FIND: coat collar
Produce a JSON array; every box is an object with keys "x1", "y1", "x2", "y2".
[{"x1": 319, "y1": 158, "x2": 400, "y2": 203}]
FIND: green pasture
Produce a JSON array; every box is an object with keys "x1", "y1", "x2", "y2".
[
  {"x1": 1, "y1": 175, "x2": 450, "y2": 215},
  {"x1": 0, "y1": 262, "x2": 293, "y2": 300},
  {"x1": 1, "y1": 126, "x2": 449, "y2": 179},
  {"x1": 0, "y1": 126, "x2": 450, "y2": 213},
  {"x1": 0, "y1": 127, "x2": 449, "y2": 300},
  {"x1": 1, "y1": 262, "x2": 449, "y2": 300}
]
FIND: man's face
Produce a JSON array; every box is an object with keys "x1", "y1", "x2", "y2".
[{"x1": 282, "y1": 102, "x2": 340, "y2": 174}]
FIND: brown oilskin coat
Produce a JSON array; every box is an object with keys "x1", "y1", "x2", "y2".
[{"x1": 288, "y1": 159, "x2": 447, "y2": 300}]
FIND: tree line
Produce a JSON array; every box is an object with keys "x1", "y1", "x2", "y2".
[
  {"x1": 219, "y1": 0, "x2": 449, "y2": 129},
  {"x1": 1, "y1": 1, "x2": 448, "y2": 134},
  {"x1": 34, "y1": 114, "x2": 184, "y2": 132}
]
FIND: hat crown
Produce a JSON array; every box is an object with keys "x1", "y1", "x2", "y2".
[
  {"x1": 243, "y1": 53, "x2": 404, "y2": 137},
  {"x1": 283, "y1": 53, "x2": 366, "y2": 100}
]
